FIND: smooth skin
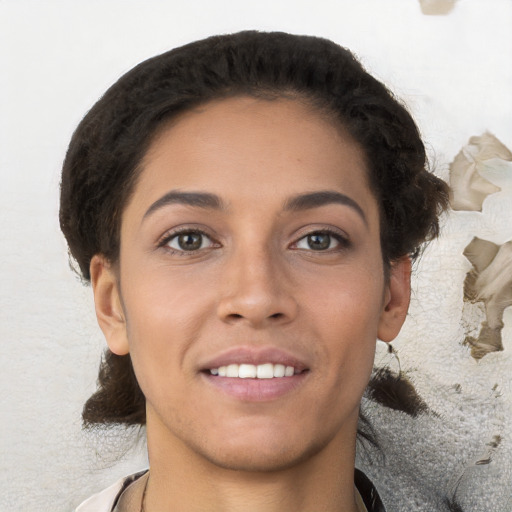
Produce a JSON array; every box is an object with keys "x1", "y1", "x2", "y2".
[{"x1": 91, "y1": 96, "x2": 411, "y2": 512}]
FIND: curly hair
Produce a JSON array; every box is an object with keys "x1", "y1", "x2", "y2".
[{"x1": 59, "y1": 31, "x2": 449, "y2": 427}]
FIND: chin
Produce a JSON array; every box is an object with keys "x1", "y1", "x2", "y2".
[{"x1": 194, "y1": 429, "x2": 332, "y2": 473}]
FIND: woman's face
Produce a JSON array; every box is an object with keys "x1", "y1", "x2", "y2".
[{"x1": 93, "y1": 96, "x2": 409, "y2": 472}]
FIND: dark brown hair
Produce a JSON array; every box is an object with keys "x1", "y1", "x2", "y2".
[{"x1": 59, "y1": 31, "x2": 449, "y2": 427}]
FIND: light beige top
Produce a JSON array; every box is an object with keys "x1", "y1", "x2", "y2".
[
  {"x1": 355, "y1": 487, "x2": 369, "y2": 512},
  {"x1": 112, "y1": 471, "x2": 148, "y2": 511}
]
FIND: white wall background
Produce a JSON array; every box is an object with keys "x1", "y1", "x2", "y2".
[{"x1": 1, "y1": 1, "x2": 511, "y2": 511}]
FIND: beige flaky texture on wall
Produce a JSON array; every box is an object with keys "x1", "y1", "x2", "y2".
[
  {"x1": 361, "y1": 128, "x2": 512, "y2": 510},
  {"x1": 1, "y1": 1, "x2": 511, "y2": 511}
]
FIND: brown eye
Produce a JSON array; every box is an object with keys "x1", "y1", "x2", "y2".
[
  {"x1": 167, "y1": 231, "x2": 212, "y2": 252},
  {"x1": 178, "y1": 233, "x2": 202, "y2": 250},
  {"x1": 307, "y1": 233, "x2": 331, "y2": 250},
  {"x1": 294, "y1": 231, "x2": 345, "y2": 251}
]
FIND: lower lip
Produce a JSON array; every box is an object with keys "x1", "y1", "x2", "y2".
[{"x1": 202, "y1": 372, "x2": 308, "y2": 402}]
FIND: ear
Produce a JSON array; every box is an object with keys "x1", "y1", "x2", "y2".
[
  {"x1": 377, "y1": 256, "x2": 412, "y2": 343},
  {"x1": 90, "y1": 255, "x2": 130, "y2": 355}
]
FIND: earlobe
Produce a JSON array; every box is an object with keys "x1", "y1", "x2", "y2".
[
  {"x1": 90, "y1": 255, "x2": 130, "y2": 355},
  {"x1": 377, "y1": 256, "x2": 412, "y2": 342}
]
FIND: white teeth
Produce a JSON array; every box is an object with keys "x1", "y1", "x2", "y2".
[
  {"x1": 273, "y1": 364, "x2": 285, "y2": 377},
  {"x1": 226, "y1": 364, "x2": 238, "y2": 378},
  {"x1": 238, "y1": 364, "x2": 257, "y2": 378},
  {"x1": 209, "y1": 363, "x2": 299, "y2": 378},
  {"x1": 257, "y1": 363, "x2": 273, "y2": 379}
]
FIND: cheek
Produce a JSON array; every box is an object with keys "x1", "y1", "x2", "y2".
[
  {"x1": 120, "y1": 268, "x2": 214, "y2": 388},
  {"x1": 123, "y1": 260, "x2": 212, "y2": 331},
  {"x1": 303, "y1": 265, "x2": 385, "y2": 333},
  {"x1": 303, "y1": 269, "x2": 383, "y2": 377}
]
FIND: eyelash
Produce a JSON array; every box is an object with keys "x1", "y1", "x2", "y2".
[
  {"x1": 157, "y1": 227, "x2": 350, "y2": 255},
  {"x1": 292, "y1": 228, "x2": 351, "y2": 252},
  {"x1": 158, "y1": 228, "x2": 218, "y2": 255}
]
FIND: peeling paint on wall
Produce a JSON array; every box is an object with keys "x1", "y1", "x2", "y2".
[
  {"x1": 463, "y1": 237, "x2": 512, "y2": 359},
  {"x1": 419, "y1": 0, "x2": 457, "y2": 15},
  {"x1": 449, "y1": 132, "x2": 512, "y2": 211}
]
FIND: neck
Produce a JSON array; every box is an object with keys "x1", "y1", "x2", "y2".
[{"x1": 143, "y1": 411, "x2": 360, "y2": 512}]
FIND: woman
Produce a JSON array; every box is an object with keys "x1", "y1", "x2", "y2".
[{"x1": 60, "y1": 31, "x2": 449, "y2": 512}]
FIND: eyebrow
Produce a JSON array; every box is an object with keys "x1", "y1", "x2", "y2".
[
  {"x1": 143, "y1": 191, "x2": 224, "y2": 220},
  {"x1": 284, "y1": 190, "x2": 367, "y2": 225},
  {"x1": 142, "y1": 189, "x2": 367, "y2": 225}
]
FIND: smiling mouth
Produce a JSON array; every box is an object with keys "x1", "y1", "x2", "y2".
[
  {"x1": 206, "y1": 363, "x2": 304, "y2": 379},
  {"x1": 202, "y1": 359, "x2": 309, "y2": 401}
]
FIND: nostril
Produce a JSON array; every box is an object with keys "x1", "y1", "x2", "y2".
[{"x1": 225, "y1": 312, "x2": 284, "y2": 322}]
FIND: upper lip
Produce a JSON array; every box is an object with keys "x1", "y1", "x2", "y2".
[{"x1": 199, "y1": 346, "x2": 309, "y2": 372}]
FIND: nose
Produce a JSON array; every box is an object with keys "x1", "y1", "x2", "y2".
[{"x1": 216, "y1": 246, "x2": 298, "y2": 328}]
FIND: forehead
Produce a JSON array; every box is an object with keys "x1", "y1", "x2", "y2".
[{"x1": 128, "y1": 96, "x2": 377, "y2": 220}]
